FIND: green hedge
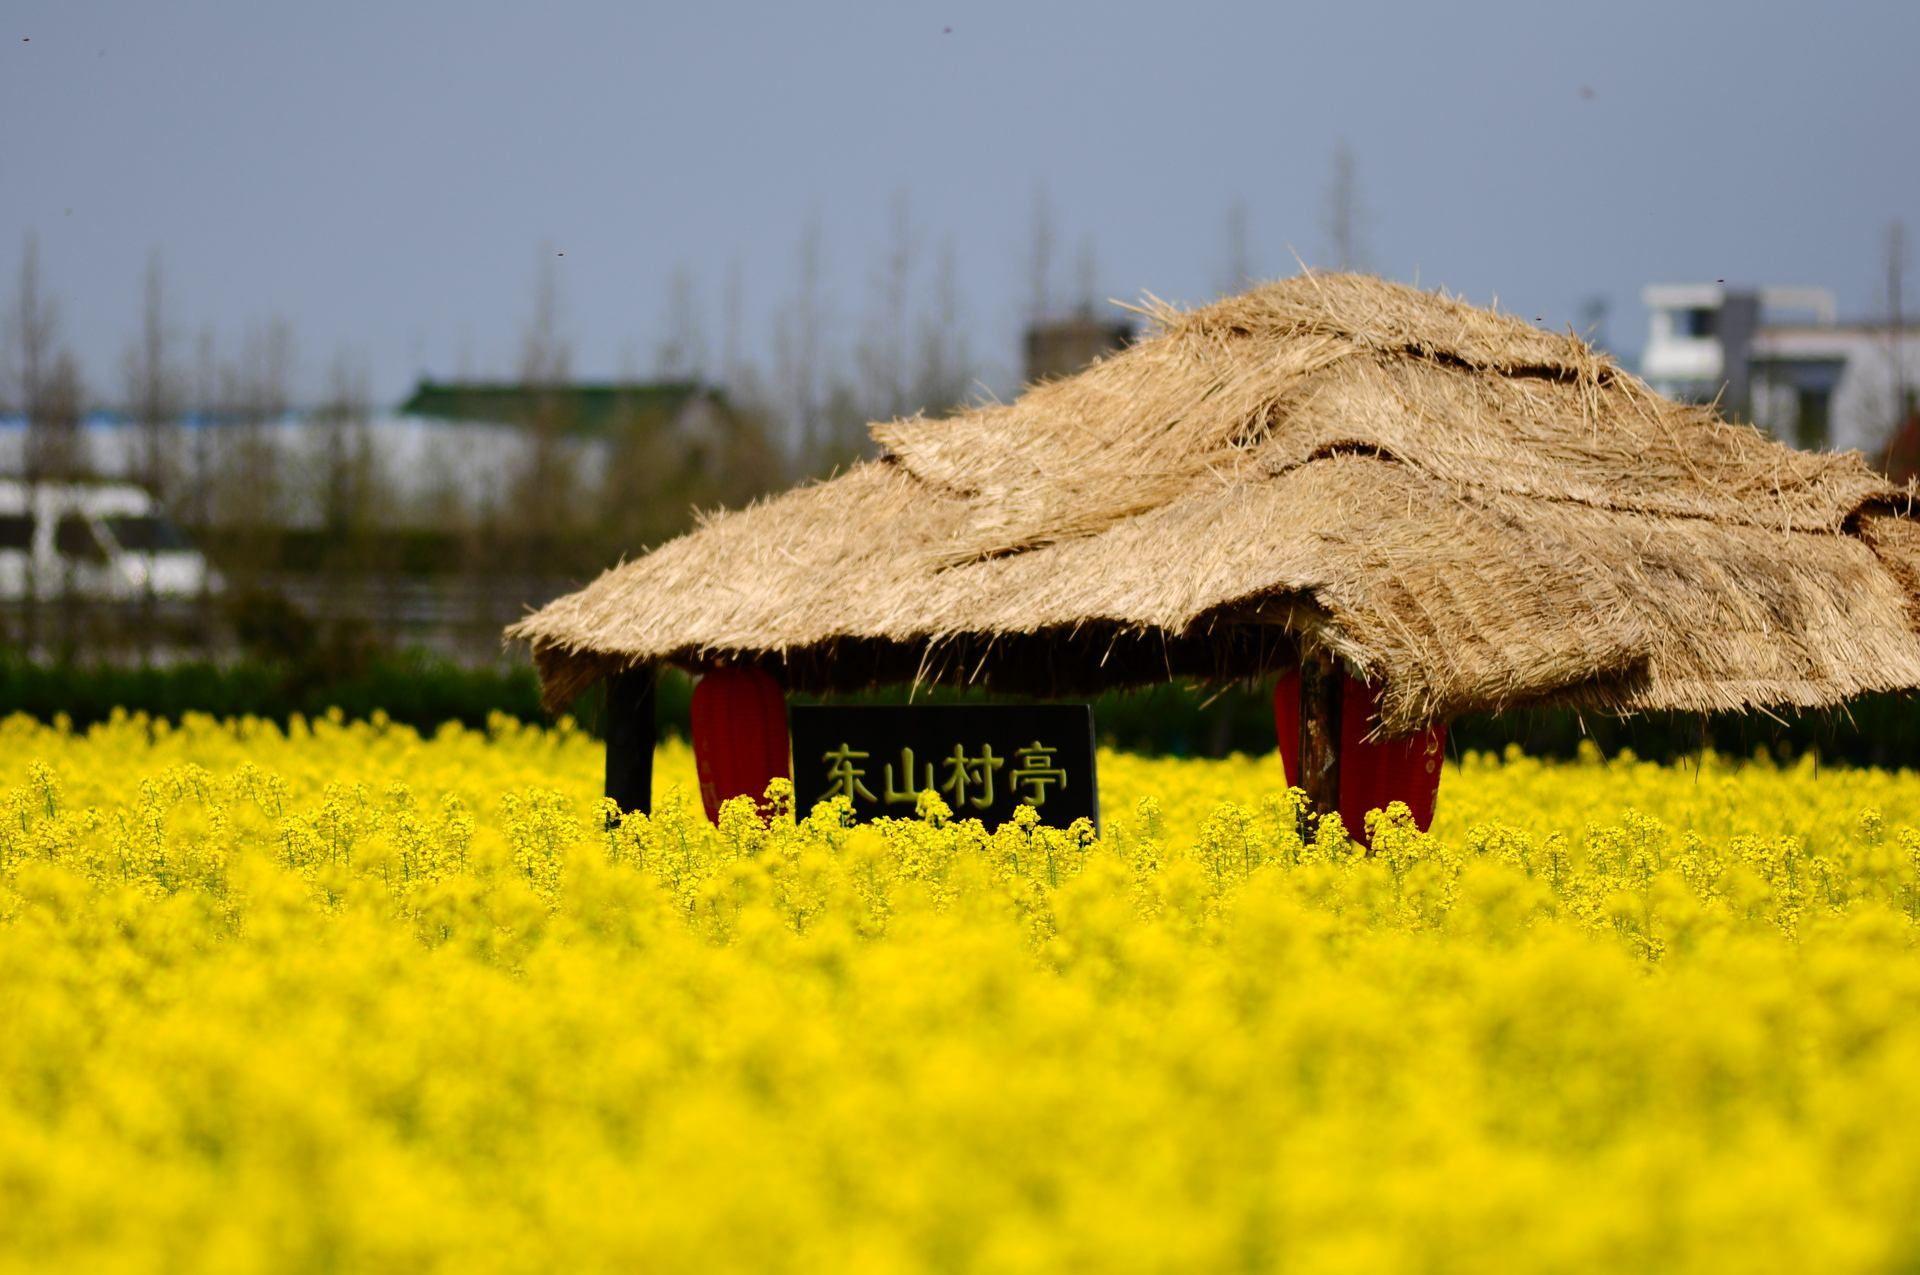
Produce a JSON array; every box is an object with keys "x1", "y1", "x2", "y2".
[
  {"x1": 4, "y1": 655, "x2": 1917, "y2": 765},
  {"x1": 0, "y1": 654, "x2": 555, "y2": 735}
]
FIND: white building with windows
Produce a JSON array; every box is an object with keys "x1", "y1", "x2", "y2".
[{"x1": 1642, "y1": 283, "x2": 1920, "y2": 456}]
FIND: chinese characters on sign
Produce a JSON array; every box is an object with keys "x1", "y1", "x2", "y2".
[{"x1": 791, "y1": 705, "x2": 1099, "y2": 830}]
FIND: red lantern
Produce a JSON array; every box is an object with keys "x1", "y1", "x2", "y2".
[
  {"x1": 690, "y1": 666, "x2": 791, "y2": 821},
  {"x1": 1272, "y1": 669, "x2": 1446, "y2": 837}
]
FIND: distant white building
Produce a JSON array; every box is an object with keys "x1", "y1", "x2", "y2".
[
  {"x1": 1642, "y1": 283, "x2": 1920, "y2": 455},
  {"x1": 0, "y1": 380, "x2": 742, "y2": 528},
  {"x1": 0, "y1": 409, "x2": 595, "y2": 528}
]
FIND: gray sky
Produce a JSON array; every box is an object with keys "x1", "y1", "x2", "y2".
[{"x1": 4, "y1": 0, "x2": 1916, "y2": 405}]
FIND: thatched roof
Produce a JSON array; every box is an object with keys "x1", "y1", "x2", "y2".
[{"x1": 510, "y1": 273, "x2": 1920, "y2": 734}]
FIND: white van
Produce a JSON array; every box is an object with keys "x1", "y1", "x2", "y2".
[{"x1": 0, "y1": 480, "x2": 215, "y2": 603}]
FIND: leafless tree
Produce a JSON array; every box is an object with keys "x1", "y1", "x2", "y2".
[
  {"x1": 814, "y1": 378, "x2": 869, "y2": 472},
  {"x1": 7, "y1": 233, "x2": 82, "y2": 655},
  {"x1": 1219, "y1": 199, "x2": 1253, "y2": 296},
  {"x1": 721, "y1": 256, "x2": 746, "y2": 391},
  {"x1": 182, "y1": 324, "x2": 221, "y2": 649},
  {"x1": 772, "y1": 215, "x2": 828, "y2": 466},
  {"x1": 521, "y1": 248, "x2": 570, "y2": 388},
  {"x1": 1578, "y1": 295, "x2": 1611, "y2": 351},
  {"x1": 1889, "y1": 220, "x2": 1911, "y2": 436},
  {"x1": 39, "y1": 350, "x2": 89, "y2": 662},
  {"x1": 1863, "y1": 221, "x2": 1916, "y2": 465},
  {"x1": 6, "y1": 235, "x2": 54, "y2": 418},
  {"x1": 11, "y1": 233, "x2": 86, "y2": 485},
  {"x1": 654, "y1": 263, "x2": 708, "y2": 381},
  {"x1": 911, "y1": 236, "x2": 974, "y2": 415},
  {"x1": 856, "y1": 190, "x2": 917, "y2": 425},
  {"x1": 1323, "y1": 140, "x2": 1369, "y2": 272},
  {"x1": 122, "y1": 249, "x2": 180, "y2": 662},
  {"x1": 506, "y1": 248, "x2": 580, "y2": 615},
  {"x1": 1026, "y1": 182, "x2": 1056, "y2": 320},
  {"x1": 213, "y1": 317, "x2": 296, "y2": 648},
  {"x1": 23, "y1": 350, "x2": 87, "y2": 486},
  {"x1": 311, "y1": 350, "x2": 384, "y2": 634},
  {"x1": 454, "y1": 325, "x2": 476, "y2": 381},
  {"x1": 1073, "y1": 232, "x2": 1098, "y2": 316}
]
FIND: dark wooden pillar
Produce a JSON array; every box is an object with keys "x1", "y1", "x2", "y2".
[
  {"x1": 1297, "y1": 650, "x2": 1342, "y2": 827},
  {"x1": 604, "y1": 666, "x2": 656, "y2": 816}
]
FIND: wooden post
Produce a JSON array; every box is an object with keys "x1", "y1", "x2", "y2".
[
  {"x1": 1297, "y1": 650, "x2": 1342, "y2": 830},
  {"x1": 604, "y1": 666, "x2": 656, "y2": 817}
]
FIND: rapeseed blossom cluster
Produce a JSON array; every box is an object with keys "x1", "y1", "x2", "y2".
[{"x1": 4, "y1": 711, "x2": 1920, "y2": 1272}]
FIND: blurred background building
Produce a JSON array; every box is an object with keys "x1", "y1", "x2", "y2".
[
  {"x1": 6, "y1": 257, "x2": 1917, "y2": 671},
  {"x1": 0, "y1": 356, "x2": 784, "y2": 665},
  {"x1": 1023, "y1": 313, "x2": 1134, "y2": 384},
  {"x1": 1642, "y1": 282, "x2": 1920, "y2": 460}
]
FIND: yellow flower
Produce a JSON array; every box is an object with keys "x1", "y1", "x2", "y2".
[{"x1": 1, "y1": 714, "x2": 1918, "y2": 1271}]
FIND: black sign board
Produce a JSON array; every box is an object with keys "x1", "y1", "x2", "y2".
[{"x1": 789, "y1": 704, "x2": 1098, "y2": 830}]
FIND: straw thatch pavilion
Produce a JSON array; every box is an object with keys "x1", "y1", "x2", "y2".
[{"x1": 510, "y1": 273, "x2": 1920, "y2": 820}]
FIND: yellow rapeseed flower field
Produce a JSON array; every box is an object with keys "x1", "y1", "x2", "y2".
[{"x1": 5, "y1": 710, "x2": 1920, "y2": 1272}]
